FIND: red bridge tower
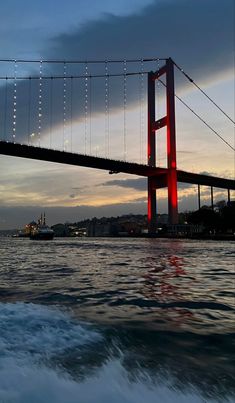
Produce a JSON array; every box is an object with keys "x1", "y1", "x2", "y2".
[{"x1": 147, "y1": 58, "x2": 178, "y2": 233}]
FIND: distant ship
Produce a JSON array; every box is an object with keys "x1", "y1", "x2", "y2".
[{"x1": 30, "y1": 213, "x2": 54, "y2": 240}]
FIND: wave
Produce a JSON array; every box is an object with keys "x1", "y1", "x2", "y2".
[
  {"x1": 0, "y1": 357, "x2": 218, "y2": 403},
  {"x1": 0, "y1": 302, "x2": 234, "y2": 403},
  {"x1": 0, "y1": 302, "x2": 101, "y2": 360}
]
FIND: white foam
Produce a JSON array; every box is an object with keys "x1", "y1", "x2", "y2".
[
  {"x1": 0, "y1": 302, "x2": 101, "y2": 359},
  {"x1": 0, "y1": 356, "x2": 228, "y2": 403},
  {"x1": 0, "y1": 303, "x2": 233, "y2": 403}
]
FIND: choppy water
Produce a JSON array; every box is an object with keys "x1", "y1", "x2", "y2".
[{"x1": 0, "y1": 237, "x2": 234, "y2": 402}]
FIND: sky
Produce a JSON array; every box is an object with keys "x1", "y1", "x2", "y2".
[{"x1": 0, "y1": 0, "x2": 234, "y2": 229}]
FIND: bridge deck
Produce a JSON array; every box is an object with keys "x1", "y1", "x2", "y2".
[{"x1": 1, "y1": 141, "x2": 234, "y2": 190}]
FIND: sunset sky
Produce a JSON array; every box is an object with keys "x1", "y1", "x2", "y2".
[{"x1": 0, "y1": 0, "x2": 234, "y2": 229}]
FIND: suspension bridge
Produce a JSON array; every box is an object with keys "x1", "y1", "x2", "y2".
[{"x1": 0, "y1": 57, "x2": 234, "y2": 233}]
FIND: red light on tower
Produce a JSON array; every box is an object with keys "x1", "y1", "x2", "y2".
[{"x1": 147, "y1": 58, "x2": 178, "y2": 234}]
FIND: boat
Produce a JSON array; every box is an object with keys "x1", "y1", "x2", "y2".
[{"x1": 30, "y1": 213, "x2": 54, "y2": 240}]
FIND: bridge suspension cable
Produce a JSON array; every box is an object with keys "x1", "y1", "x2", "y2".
[
  {"x1": 1, "y1": 57, "x2": 233, "y2": 155},
  {"x1": 174, "y1": 93, "x2": 235, "y2": 151},
  {"x1": 171, "y1": 87, "x2": 235, "y2": 151},
  {"x1": 173, "y1": 60, "x2": 235, "y2": 125},
  {"x1": 155, "y1": 76, "x2": 235, "y2": 152},
  {"x1": 176, "y1": 93, "x2": 234, "y2": 151},
  {"x1": 0, "y1": 57, "x2": 166, "y2": 64},
  {"x1": 0, "y1": 71, "x2": 150, "y2": 80}
]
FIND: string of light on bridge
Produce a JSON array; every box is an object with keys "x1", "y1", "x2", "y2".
[
  {"x1": 1, "y1": 58, "x2": 157, "y2": 161},
  {"x1": 0, "y1": 57, "x2": 234, "y2": 162},
  {"x1": 0, "y1": 57, "x2": 167, "y2": 64}
]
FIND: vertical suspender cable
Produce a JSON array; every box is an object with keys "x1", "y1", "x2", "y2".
[
  {"x1": 3, "y1": 78, "x2": 8, "y2": 141},
  {"x1": 38, "y1": 61, "x2": 42, "y2": 147},
  {"x1": 27, "y1": 78, "x2": 31, "y2": 145},
  {"x1": 89, "y1": 76, "x2": 92, "y2": 155},
  {"x1": 105, "y1": 61, "x2": 110, "y2": 158},
  {"x1": 84, "y1": 63, "x2": 88, "y2": 154},
  {"x1": 123, "y1": 60, "x2": 127, "y2": 160},
  {"x1": 139, "y1": 59, "x2": 144, "y2": 164},
  {"x1": 50, "y1": 77, "x2": 53, "y2": 149},
  {"x1": 70, "y1": 76, "x2": 73, "y2": 152},
  {"x1": 12, "y1": 60, "x2": 17, "y2": 143}
]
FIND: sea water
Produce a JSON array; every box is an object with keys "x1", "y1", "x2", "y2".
[{"x1": 0, "y1": 237, "x2": 234, "y2": 402}]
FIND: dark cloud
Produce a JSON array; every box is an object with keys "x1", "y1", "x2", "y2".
[
  {"x1": 199, "y1": 171, "x2": 213, "y2": 176},
  {"x1": 0, "y1": 186, "x2": 229, "y2": 229},
  {"x1": 178, "y1": 151, "x2": 194, "y2": 155},
  {"x1": 102, "y1": 178, "x2": 147, "y2": 190},
  {"x1": 0, "y1": 203, "x2": 148, "y2": 229},
  {"x1": 0, "y1": 0, "x2": 233, "y2": 145},
  {"x1": 178, "y1": 183, "x2": 193, "y2": 190},
  {"x1": 49, "y1": 0, "x2": 233, "y2": 77},
  {"x1": 71, "y1": 187, "x2": 87, "y2": 192},
  {"x1": 101, "y1": 177, "x2": 193, "y2": 190}
]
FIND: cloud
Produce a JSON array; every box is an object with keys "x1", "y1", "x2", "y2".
[
  {"x1": 47, "y1": 0, "x2": 233, "y2": 76},
  {"x1": 101, "y1": 177, "x2": 193, "y2": 191},
  {"x1": 0, "y1": 0, "x2": 233, "y2": 145},
  {"x1": 1, "y1": 184, "x2": 230, "y2": 229},
  {"x1": 178, "y1": 150, "x2": 194, "y2": 155},
  {"x1": 102, "y1": 178, "x2": 147, "y2": 191},
  {"x1": 0, "y1": 203, "x2": 149, "y2": 230}
]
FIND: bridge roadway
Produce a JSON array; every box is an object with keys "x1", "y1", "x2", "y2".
[{"x1": 1, "y1": 141, "x2": 234, "y2": 190}]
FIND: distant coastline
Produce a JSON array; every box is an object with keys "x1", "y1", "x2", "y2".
[{"x1": 1, "y1": 202, "x2": 234, "y2": 241}]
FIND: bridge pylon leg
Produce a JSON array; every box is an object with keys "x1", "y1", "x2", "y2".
[
  {"x1": 198, "y1": 184, "x2": 201, "y2": 209},
  {"x1": 147, "y1": 72, "x2": 157, "y2": 235},
  {"x1": 228, "y1": 189, "x2": 231, "y2": 205},
  {"x1": 166, "y1": 58, "x2": 178, "y2": 225},
  {"x1": 148, "y1": 177, "x2": 157, "y2": 234}
]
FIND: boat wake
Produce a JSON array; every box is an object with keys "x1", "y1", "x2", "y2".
[{"x1": 0, "y1": 302, "x2": 234, "y2": 403}]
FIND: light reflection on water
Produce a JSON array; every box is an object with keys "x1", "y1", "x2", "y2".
[{"x1": 0, "y1": 237, "x2": 234, "y2": 402}]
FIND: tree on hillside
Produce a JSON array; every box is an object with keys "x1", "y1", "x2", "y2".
[{"x1": 187, "y1": 207, "x2": 219, "y2": 232}]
